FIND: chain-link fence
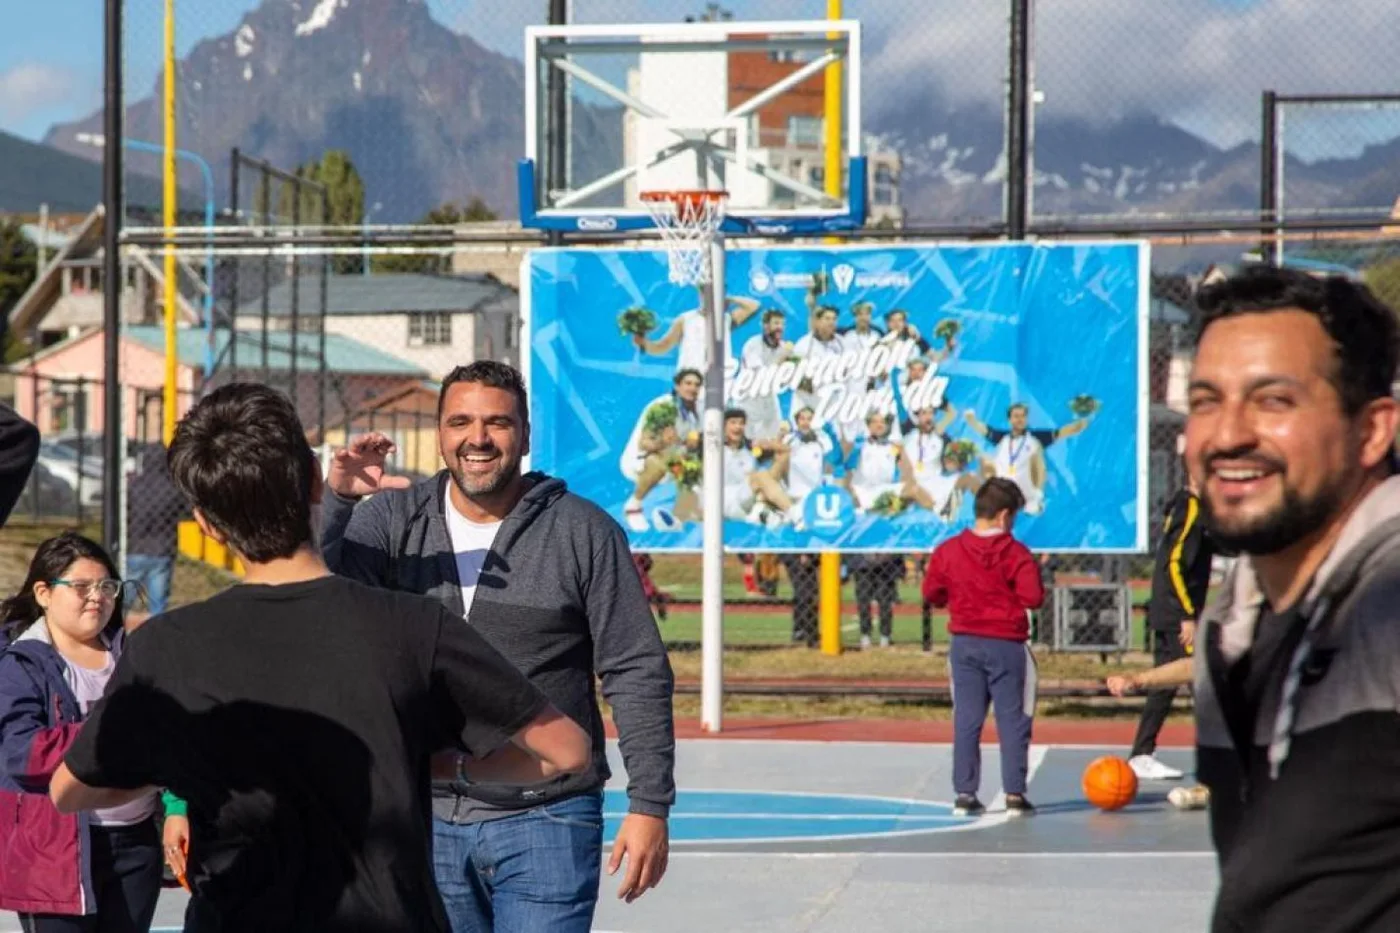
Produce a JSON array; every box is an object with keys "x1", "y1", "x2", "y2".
[
  {"x1": 15, "y1": 3, "x2": 1400, "y2": 701},
  {"x1": 84, "y1": 0, "x2": 1400, "y2": 237}
]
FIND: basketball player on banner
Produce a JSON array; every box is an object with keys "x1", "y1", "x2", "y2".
[
  {"x1": 965, "y1": 399, "x2": 1096, "y2": 515},
  {"x1": 736, "y1": 308, "x2": 794, "y2": 444},
  {"x1": 626, "y1": 290, "x2": 759, "y2": 378}
]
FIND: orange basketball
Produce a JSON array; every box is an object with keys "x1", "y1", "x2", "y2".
[{"x1": 1082, "y1": 756, "x2": 1138, "y2": 811}]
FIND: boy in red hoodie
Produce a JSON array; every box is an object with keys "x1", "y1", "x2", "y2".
[{"x1": 923, "y1": 478, "x2": 1045, "y2": 816}]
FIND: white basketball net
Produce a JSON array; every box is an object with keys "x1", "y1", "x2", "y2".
[{"x1": 641, "y1": 191, "x2": 728, "y2": 286}]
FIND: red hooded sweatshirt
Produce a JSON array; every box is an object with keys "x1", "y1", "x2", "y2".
[{"x1": 922, "y1": 529, "x2": 1045, "y2": 641}]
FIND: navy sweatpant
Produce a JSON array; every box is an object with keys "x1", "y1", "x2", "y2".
[{"x1": 949, "y1": 634, "x2": 1037, "y2": 796}]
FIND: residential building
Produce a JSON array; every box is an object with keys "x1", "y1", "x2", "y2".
[
  {"x1": 11, "y1": 325, "x2": 427, "y2": 444},
  {"x1": 232, "y1": 270, "x2": 519, "y2": 378},
  {"x1": 6, "y1": 206, "x2": 205, "y2": 351}
]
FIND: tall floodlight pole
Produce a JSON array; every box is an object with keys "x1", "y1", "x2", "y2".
[{"x1": 102, "y1": 0, "x2": 124, "y2": 556}]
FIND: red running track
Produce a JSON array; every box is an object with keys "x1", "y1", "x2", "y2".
[{"x1": 605, "y1": 717, "x2": 1196, "y2": 747}]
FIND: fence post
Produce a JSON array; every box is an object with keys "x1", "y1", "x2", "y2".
[
  {"x1": 546, "y1": 0, "x2": 568, "y2": 248},
  {"x1": 75, "y1": 377, "x2": 87, "y2": 527},
  {"x1": 289, "y1": 176, "x2": 302, "y2": 412},
  {"x1": 260, "y1": 161, "x2": 271, "y2": 383},
  {"x1": 229, "y1": 147, "x2": 241, "y2": 382},
  {"x1": 102, "y1": 0, "x2": 123, "y2": 556},
  {"x1": 318, "y1": 191, "x2": 330, "y2": 445},
  {"x1": 1260, "y1": 90, "x2": 1279, "y2": 266},
  {"x1": 1006, "y1": 0, "x2": 1033, "y2": 240}
]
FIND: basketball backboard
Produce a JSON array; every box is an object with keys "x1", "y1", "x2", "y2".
[{"x1": 520, "y1": 19, "x2": 865, "y2": 236}]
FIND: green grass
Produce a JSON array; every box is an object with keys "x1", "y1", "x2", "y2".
[{"x1": 656, "y1": 606, "x2": 1155, "y2": 652}]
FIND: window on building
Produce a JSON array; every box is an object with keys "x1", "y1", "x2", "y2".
[
  {"x1": 407, "y1": 311, "x2": 453, "y2": 347},
  {"x1": 874, "y1": 164, "x2": 897, "y2": 206},
  {"x1": 787, "y1": 116, "x2": 823, "y2": 149}
]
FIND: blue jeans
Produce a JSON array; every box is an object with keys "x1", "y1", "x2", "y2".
[
  {"x1": 949, "y1": 634, "x2": 1037, "y2": 796},
  {"x1": 125, "y1": 554, "x2": 173, "y2": 615},
  {"x1": 432, "y1": 792, "x2": 604, "y2": 933}
]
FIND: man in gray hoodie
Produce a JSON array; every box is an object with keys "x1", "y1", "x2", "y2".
[
  {"x1": 320, "y1": 360, "x2": 675, "y2": 933},
  {"x1": 1185, "y1": 265, "x2": 1400, "y2": 932}
]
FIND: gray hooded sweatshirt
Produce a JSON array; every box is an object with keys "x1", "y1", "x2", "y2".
[{"x1": 321, "y1": 470, "x2": 675, "y2": 822}]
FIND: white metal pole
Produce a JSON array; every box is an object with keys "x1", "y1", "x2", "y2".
[{"x1": 700, "y1": 235, "x2": 726, "y2": 733}]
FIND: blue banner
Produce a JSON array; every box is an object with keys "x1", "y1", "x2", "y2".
[{"x1": 524, "y1": 242, "x2": 1148, "y2": 552}]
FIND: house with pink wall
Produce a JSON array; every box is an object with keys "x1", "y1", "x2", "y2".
[{"x1": 13, "y1": 325, "x2": 427, "y2": 443}]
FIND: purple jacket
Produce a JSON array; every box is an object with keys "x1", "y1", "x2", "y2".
[{"x1": 0, "y1": 622, "x2": 123, "y2": 915}]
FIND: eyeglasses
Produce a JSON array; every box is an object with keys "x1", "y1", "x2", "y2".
[{"x1": 50, "y1": 578, "x2": 123, "y2": 600}]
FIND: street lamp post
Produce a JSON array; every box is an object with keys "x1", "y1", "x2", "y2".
[{"x1": 77, "y1": 132, "x2": 217, "y2": 379}]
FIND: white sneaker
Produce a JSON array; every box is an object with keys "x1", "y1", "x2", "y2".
[
  {"x1": 1129, "y1": 754, "x2": 1184, "y2": 781},
  {"x1": 1168, "y1": 785, "x2": 1210, "y2": 810},
  {"x1": 624, "y1": 507, "x2": 649, "y2": 532},
  {"x1": 860, "y1": 635, "x2": 872, "y2": 649},
  {"x1": 880, "y1": 636, "x2": 891, "y2": 648}
]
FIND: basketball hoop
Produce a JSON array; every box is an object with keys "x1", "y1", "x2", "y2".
[{"x1": 640, "y1": 190, "x2": 728, "y2": 286}]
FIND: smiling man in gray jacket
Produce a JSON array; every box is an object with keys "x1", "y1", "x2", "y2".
[{"x1": 320, "y1": 360, "x2": 675, "y2": 933}]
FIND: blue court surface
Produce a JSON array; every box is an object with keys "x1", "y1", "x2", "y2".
[{"x1": 2, "y1": 739, "x2": 1217, "y2": 933}]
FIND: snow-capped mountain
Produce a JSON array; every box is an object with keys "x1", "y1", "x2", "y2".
[{"x1": 40, "y1": 0, "x2": 1400, "y2": 227}]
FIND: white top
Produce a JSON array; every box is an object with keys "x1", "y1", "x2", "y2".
[
  {"x1": 723, "y1": 444, "x2": 758, "y2": 492},
  {"x1": 739, "y1": 334, "x2": 790, "y2": 371},
  {"x1": 852, "y1": 437, "x2": 901, "y2": 488},
  {"x1": 62, "y1": 642, "x2": 158, "y2": 826},
  {"x1": 921, "y1": 469, "x2": 962, "y2": 519},
  {"x1": 907, "y1": 429, "x2": 946, "y2": 475},
  {"x1": 785, "y1": 430, "x2": 834, "y2": 501},
  {"x1": 790, "y1": 331, "x2": 848, "y2": 418},
  {"x1": 445, "y1": 498, "x2": 504, "y2": 620},
  {"x1": 993, "y1": 432, "x2": 1044, "y2": 488},
  {"x1": 675, "y1": 309, "x2": 735, "y2": 374}
]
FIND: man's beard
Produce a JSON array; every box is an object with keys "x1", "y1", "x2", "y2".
[
  {"x1": 448, "y1": 449, "x2": 518, "y2": 499},
  {"x1": 1201, "y1": 478, "x2": 1344, "y2": 556}
]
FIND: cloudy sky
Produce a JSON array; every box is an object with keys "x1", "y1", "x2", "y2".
[{"x1": 4, "y1": 0, "x2": 1400, "y2": 160}]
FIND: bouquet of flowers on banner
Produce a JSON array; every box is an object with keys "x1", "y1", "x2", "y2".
[
  {"x1": 934, "y1": 318, "x2": 961, "y2": 344},
  {"x1": 666, "y1": 451, "x2": 703, "y2": 489},
  {"x1": 1069, "y1": 394, "x2": 1102, "y2": 418},
  {"x1": 870, "y1": 490, "x2": 909, "y2": 517},
  {"x1": 947, "y1": 439, "x2": 978, "y2": 468},
  {"x1": 617, "y1": 306, "x2": 658, "y2": 338},
  {"x1": 642, "y1": 400, "x2": 678, "y2": 437}
]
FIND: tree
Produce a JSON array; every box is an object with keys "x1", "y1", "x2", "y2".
[
  {"x1": 0, "y1": 218, "x2": 38, "y2": 359},
  {"x1": 274, "y1": 150, "x2": 367, "y2": 273},
  {"x1": 1364, "y1": 257, "x2": 1400, "y2": 316},
  {"x1": 371, "y1": 199, "x2": 499, "y2": 275}
]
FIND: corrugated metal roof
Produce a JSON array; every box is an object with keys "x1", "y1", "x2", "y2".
[
  {"x1": 124, "y1": 325, "x2": 426, "y2": 375},
  {"x1": 232, "y1": 271, "x2": 515, "y2": 318}
]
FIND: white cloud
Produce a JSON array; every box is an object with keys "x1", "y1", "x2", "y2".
[
  {"x1": 862, "y1": 0, "x2": 1400, "y2": 154},
  {"x1": 0, "y1": 63, "x2": 82, "y2": 126},
  {"x1": 441, "y1": 0, "x2": 1400, "y2": 158}
]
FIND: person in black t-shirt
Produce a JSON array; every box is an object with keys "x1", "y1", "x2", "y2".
[
  {"x1": 47, "y1": 383, "x2": 591, "y2": 933},
  {"x1": 0, "y1": 402, "x2": 39, "y2": 529}
]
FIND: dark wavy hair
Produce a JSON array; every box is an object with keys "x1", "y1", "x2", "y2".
[
  {"x1": 0, "y1": 532, "x2": 125, "y2": 641},
  {"x1": 1195, "y1": 265, "x2": 1399, "y2": 415}
]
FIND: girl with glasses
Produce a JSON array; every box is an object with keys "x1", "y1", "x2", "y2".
[{"x1": 0, "y1": 531, "x2": 162, "y2": 933}]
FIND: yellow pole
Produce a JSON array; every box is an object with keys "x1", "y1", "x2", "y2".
[
  {"x1": 818, "y1": 0, "x2": 844, "y2": 657},
  {"x1": 161, "y1": 0, "x2": 178, "y2": 446}
]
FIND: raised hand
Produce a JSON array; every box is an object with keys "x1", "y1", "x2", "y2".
[{"x1": 327, "y1": 432, "x2": 414, "y2": 499}]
